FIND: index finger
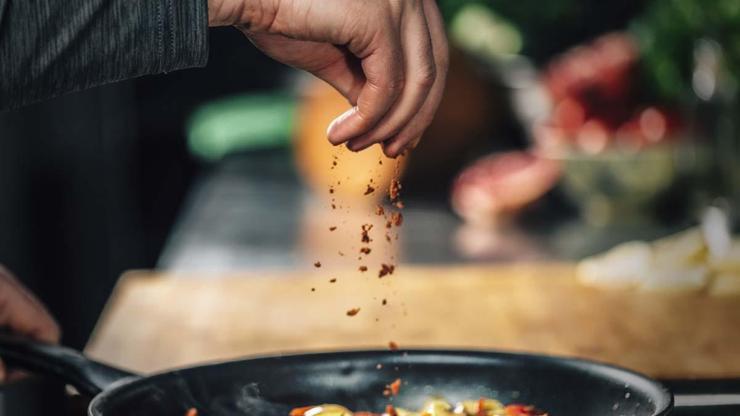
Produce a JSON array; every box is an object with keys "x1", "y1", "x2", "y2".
[{"x1": 326, "y1": 30, "x2": 405, "y2": 145}]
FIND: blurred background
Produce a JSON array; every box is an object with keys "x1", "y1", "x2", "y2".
[{"x1": 1, "y1": 0, "x2": 740, "y2": 351}]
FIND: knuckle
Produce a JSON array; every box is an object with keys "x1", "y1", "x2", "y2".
[{"x1": 416, "y1": 65, "x2": 437, "y2": 88}]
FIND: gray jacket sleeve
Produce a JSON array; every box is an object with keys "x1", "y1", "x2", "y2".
[{"x1": 0, "y1": 0, "x2": 209, "y2": 110}]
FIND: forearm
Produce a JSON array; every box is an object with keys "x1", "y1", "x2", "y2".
[{"x1": 0, "y1": 0, "x2": 209, "y2": 110}]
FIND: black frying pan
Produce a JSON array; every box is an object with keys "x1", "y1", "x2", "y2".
[{"x1": 0, "y1": 334, "x2": 677, "y2": 415}]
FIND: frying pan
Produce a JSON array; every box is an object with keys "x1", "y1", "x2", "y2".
[{"x1": 0, "y1": 334, "x2": 681, "y2": 415}]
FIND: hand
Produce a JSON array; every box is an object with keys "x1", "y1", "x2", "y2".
[
  {"x1": 208, "y1": 0, "x2": 449, "y2": 157},
  {"x1": 0, "y1": 266, "x2": 60, "y2": 381}
]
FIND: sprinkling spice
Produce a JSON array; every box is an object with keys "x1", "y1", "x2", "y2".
[
  {"x1": 311, "y1": 288, "x2": 316, "y2": 292},
  {"x1": 382, "y1": 298, "x2": 387, "y2": 305},
  {"x1": 385, "y1": 405, "x2": 398, "y2": 416},
  {"x1": 329, "y1": 226, "x2": 337, "y2": 231},
  {"x1": 329, "y1": 278, "x2": 337, "y2": 283},
  {"x1": 389, "y1": 179, "x2": 401, "y2": 201},
  {"x1": 338, "y1": 251, "x2": 345, "y2": 256},
  {"x1": 394, "y1": 201, "x2": 405, "y2": 209},
  {"x1": 379, "y1": 159, "x2": 383, "y2": 165},
  {"x1": 385, "y1": 233, "x2": 392, "y2": 242},
  {"x1": 391, "y1": 212, "x2": 403, "y2": 227},
  {"x1": 331, "y1": 204, "x2": 336, "y2": 209},
  {"x1": 329, "y1": 187, "x2": 334, "y2": 194},
  {"x1": 376, "y1": 205, "x2": 385, "y2": 216},
  {"x1": 359, "y1": 265, "x2": 368, "y2": 272},
  {"x1": 389, "y1": 341, "x2": 399, "y2": 350},
  {"x1": 386, "y1": 220, "x2": 392, "y2": 229},
  {"x1": 378, "y1": 263, "x2": 395, "y2": 278},
  {"x1": 361, "y1": 224, "x2": 373, "y2": 243},
  {"x1": 185, "y1": 408, "x2": 198, "y2": 416},
  {"x1": 346, "y1": 308, "x2": 360, "y2": 317},
  {"x1": 389, "y1": 378, "x2": 402, "y2": 396},
  {"x1": 360, "y1": 247, "x2": 371, "y2": 255},
  {"x1": 332, "y1": 161, "x2": 337, "y2": 166},
  {"x1": 314, "y1": 261, "x2": 322, "y2": 268},
  {"x1": 364, "y1": 185, "x2": 375, "y2": 195}
]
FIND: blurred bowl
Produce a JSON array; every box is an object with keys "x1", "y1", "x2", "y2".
[{"x1": 546, "y1": 145, "x2": 678, "y2": 226}]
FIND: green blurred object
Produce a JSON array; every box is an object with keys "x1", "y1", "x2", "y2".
[
  {"x1": 632, "y1": 0, "x2": 740, "y2": 103},
  {"x1": 186, "y1": 93, "x2": 296, "y2": 161}
]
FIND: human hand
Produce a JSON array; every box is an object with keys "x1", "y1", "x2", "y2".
[
  {"x1": 208, "y1": 0, "x2": 449, "y2": 157},
  {"x1": 0, "y1": 266, "x2": 60, "y2": 381}
]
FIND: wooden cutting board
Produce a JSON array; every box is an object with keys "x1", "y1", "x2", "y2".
[{"x1": 85, "y1": 263, "x2": 740, "y2": 378}]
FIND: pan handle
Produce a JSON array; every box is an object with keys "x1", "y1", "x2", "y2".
[
  {"x1": 666, "y1": 379, "x2": 740, "y2": 408},
  {"x1": 0, "y1": 333, "x2": 137, "y2": 396}
]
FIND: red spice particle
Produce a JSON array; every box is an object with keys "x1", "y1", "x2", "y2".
[
  {"x1": 385, "y1": 233, "x2": 392, "y2": 242},
  {"x1": 386, "y1": 220, "x2": 392, "y2": 229},
  {"x1": 388, "y1": 341, "x2": 399, "y2": 350},
  {"x1": 389, "y1": 378, "x2": 401, "y2": 396},
  {"x1": 391, "y1": 212, "x2": 403, "y2": 227},
  {"x1": 359, "y1": 265, "x2": 368, "y2": 272},
  {"x1": 329, "y1": 278, "x2": 337, "y2": 283},
  {"x1": 364, "y1": 185, "x2": 375, "y2": 195},
  {"x1": 186, "y1": 408, "x2": 198, "y2": 416},
  {"x1": 378, "y1": 263, "x2": 395, "y2": 278},
  {"x1": 389, "y1": 179, "x2": 401, "y2": 200},
  {"x1": 477, "y1": 398, "x2": 486, "y2": 416},
  {"x1": 360, "y1": 247, "x2": 371, "y2": 255},
  {"x1": 361, "y1": 224, "x2": 373, "y2": 243},
  {"x1": 329, "y1": 226, "x2": 337, "y2": 231},
  {"x1": 384, "y1": 405, "x2": 397, "y2": 416},
  {"x1": 290, "y1": 406, "x2": 313, "y2": 416},
  {"x1": 376, "y1": 205, "x2": 385, "y2": 216},
  {"x1": 346, "y1": 308, "x2": 361, "y2": 317},
  {"x1": 314, "y1": 261, "x2": 321, "y2": 268},
  {"x1": 394, "y1": 200, "x2": 405, "y2": 209}
]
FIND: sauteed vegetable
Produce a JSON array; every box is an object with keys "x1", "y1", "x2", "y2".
[{"x1": 289, "y1": 398, "x2": 548, "y2": 416}]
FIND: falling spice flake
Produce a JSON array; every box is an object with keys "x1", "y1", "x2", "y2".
[
  {"x1": 376, "y1": 205, "x2": 385, "y2": 216},
  {"x1": 329, "y1": 278, "x2": 337, "y2": 283},
  {"x1": 314, "y1": 261, "x2": 322, "y2": 268},
  {"x1": 338, "y1": 251, "x2": 345, "y2": 256},
  {"x1": 329, "y1": 187, "x2": 335, "y2": 194},
  {"x1": 386, "y1": 220, "x2": 393, "y2": 229},
  {"x1": 391, "y1": 212, "x2": 404, "y2": 227},
  {"x1": 378, "y1": 263, "x2": 395, "y2": 278},
  {"x1": 360, "y1": 247, "x2": 371, "y2": 255},
  {"x1": 361, "y1": 224, "x2": 373, "y2": 243},
  {"x1": 359, "y1": 265, "x2": 368, "y2": 272},
  {"x1": 331, "y1": 204, "x2": 336, "y2": 209},
  {"x1": 383, "y1": 379, "x2": 402, "y2": 397},
  {"x1": 385, "y1": 405, "x2": 398, "y2": 416},
  {"x1": 364, "y1": 185, "x2": 375, "y2": 195},
  {"x1": 382, "y1": 298, "x2": 387, "y2": 305},
  {"x1": 389, "y1": 341, "x2": 399, "y2": 350},
  {"x1": 185, "y1": 408, "x2": 198, "y2": 416},
  {"x1": 385, "y1": 233, "x2": 392, "y2": 242},
  {"x1": 311, "y1": 288, "x2": 316, "y2": 292},
  {"x1": 329, "y1": 226, "x2": 337, "y2": 231},
  {"x1": 394, "y1": 200, "x2": 405, "y2": 209},
  {"x1": 389, "y1": 179, "x2": 402, "y2": 201},
  {"x1": 346, "y1": 308, "x2": 361, "y2": 317},
  {"x1": 332, "y1": 161, "x2": 337, "y2": 166}
]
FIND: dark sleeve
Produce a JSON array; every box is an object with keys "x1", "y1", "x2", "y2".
[{"x1": 0, "y1": 0, "x2": 209, "y2": 110}]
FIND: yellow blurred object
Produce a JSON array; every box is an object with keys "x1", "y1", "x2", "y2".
[
  {"x1": 294, "y1": 79, "x2": 405, "y2": 205},
  {"x1": 709, "y1": 272, "x2": 740, "y2": 296}
]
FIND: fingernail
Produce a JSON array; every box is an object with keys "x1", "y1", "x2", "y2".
[{"x1": 327, "y1": 108, "x2": 355, "y2": 144}]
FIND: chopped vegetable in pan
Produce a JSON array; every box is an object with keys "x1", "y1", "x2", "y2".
[{"x1": 288, "y1": 397, "x2": 547, "y2": 416}]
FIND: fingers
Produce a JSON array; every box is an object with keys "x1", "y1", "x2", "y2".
[
  {"x1": 345, "y1": 0, "x2": 436, "y2": 152},
  {"x1": 326, "y1": 14, "x2": 405, "y2": 145},
  {"x1": 0, "y1": 267, "x2": 60, "y2": 344},
  {"x1": 383, "y1": 0, "x2": 449, "y2": 157}
]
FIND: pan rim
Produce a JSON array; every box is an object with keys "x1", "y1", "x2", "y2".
[{"x1": 89, "y1": 348, "x2": 674, "y2": 416}]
